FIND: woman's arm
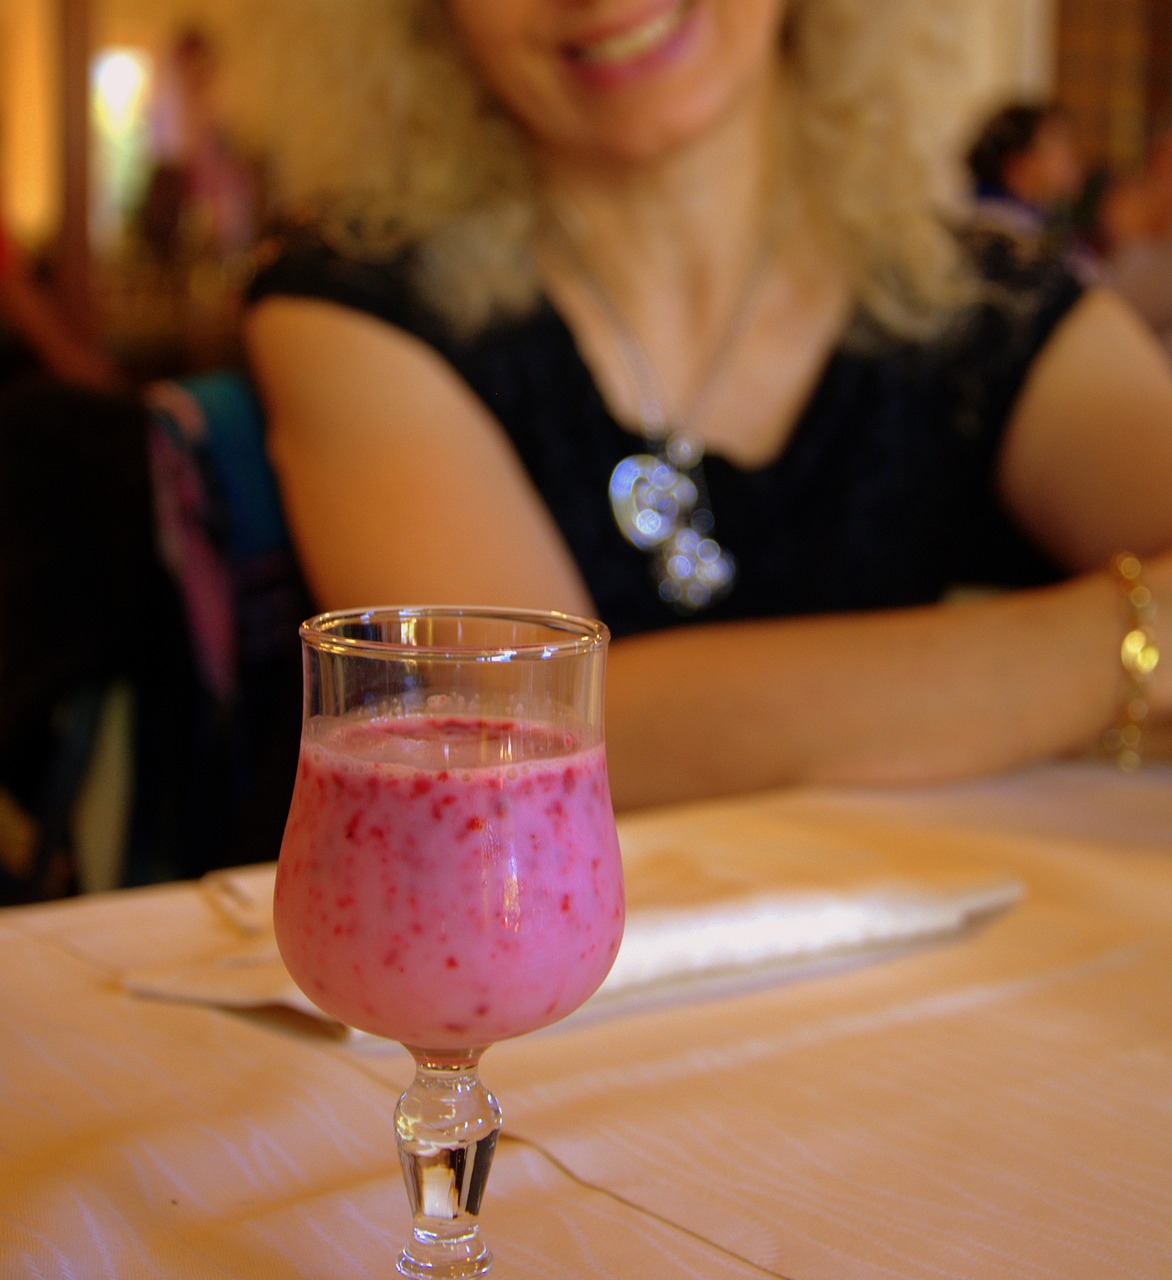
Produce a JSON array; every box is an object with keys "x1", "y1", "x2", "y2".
[
  {"x1": 245, "y1": 290, "x2": 1172, "y2": 811},
  {"x1": 245, "y1": 298, "x2": 594, "y2": 613},
  {"x1": 602, "y1": 572, "x2": 1139, "y2": 807},
  {"x1": 995, "y1": 286, "x2": 1172, "y2": 570},
  {"x1": 0, "y1": 245, "x2": 121, "y2": 391}
]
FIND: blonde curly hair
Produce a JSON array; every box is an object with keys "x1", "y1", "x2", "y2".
[{"x1": 277, "y1": 0, "x2": 975, "y2": 339}]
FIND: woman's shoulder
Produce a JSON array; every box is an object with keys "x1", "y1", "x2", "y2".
[
  {"x1": 245, "y1": 222, "x2": 563, "y2": 380},
  {"x1": 954, "y1": 223, "x2": 1087, "y2": 338},
  {"x1": 917, "y1": 226, "x2": 1087, "y2": 416},
  {"x1": 245, "y1": 224, "x2": 444, "y2": 336}
]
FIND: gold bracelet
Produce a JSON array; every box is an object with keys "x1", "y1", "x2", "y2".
[{"x1": 1101, "y1": 553, "x2": 1160, "y2": 772}]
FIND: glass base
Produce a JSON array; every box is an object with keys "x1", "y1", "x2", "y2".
[
  {"x1": 395, "y1": 1056, "x2": 501, "y2": 1278},
  {"x1": 396, "y1": 1234, "x2": 492, "y2": 1279}
]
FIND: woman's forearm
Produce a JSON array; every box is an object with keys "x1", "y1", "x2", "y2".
[
  {"x1": 0, "y1": 270, "x2": 119, "y2": 389},
  {"x1": 603, "y1": 568, "x2": 1138, "y2": 810}
]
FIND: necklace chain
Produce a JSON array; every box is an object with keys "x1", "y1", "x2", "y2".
[{"x1": 549, "y1": 208, "x2": 775, "y2": 613}]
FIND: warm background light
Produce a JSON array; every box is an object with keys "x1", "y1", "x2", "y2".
[
  {"x1": 0, "y1": 0, "x2": 58, "y2": 246},
  {"x1": 89, "y1": 46, "x2": 151, "y2": 249}
]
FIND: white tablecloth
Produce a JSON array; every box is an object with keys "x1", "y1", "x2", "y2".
[{"x1": 2, "y1": 762, "x2": 1169, "y2": 1279}]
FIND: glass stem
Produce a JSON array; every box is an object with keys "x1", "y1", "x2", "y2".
[{"x1": 394, "y1": 1053, "x2": 501, "y2": 1278}]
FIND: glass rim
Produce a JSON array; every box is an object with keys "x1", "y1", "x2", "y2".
[{"x1": 299, "y1": 605, "x2": 610, "y2": 661}]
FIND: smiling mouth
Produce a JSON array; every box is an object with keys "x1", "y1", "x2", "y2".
[{"x1": 569, "y1": 2, "x2": 692, "y2": 67}]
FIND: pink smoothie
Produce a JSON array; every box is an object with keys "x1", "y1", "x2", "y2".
[{"x1": 273, "y1": 715, "x2": 625, "y2": 1050}]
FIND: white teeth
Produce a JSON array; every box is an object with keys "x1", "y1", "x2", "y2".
[{"x1": 576, "y1": 7, "x2": 684, "y2": 65}]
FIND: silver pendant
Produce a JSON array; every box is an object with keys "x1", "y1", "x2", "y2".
[
  {"x1": 609, "y1": 450, "x2": 736, "y2": 613},
  {"x1": 609, "y1": 454, "x2": 697, "y2": 550}
]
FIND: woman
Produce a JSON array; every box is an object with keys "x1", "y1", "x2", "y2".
[{"x1": 245, "y1": 0, "x2": 1172, "y2": 809}]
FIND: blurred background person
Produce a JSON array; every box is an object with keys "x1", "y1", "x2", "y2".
[
  {"x1": 1080, "y1": 126, "x2": 1172, "y2": 357},
  {"x1": 0, "y1": 32, "x2": 286, "y2": 898},
  {"x1": 137, "y1": 25, "x2": 265, "y2": 270},
  {"x1": 127, "y1": 24, "x2": 269, "y2": 375},
  {"x1": 964, "y1": 100, "x2": 1087, "y2": 259}
]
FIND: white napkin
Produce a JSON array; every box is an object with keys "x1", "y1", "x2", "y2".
[
  {"x1": 121, "y1": 863, "x2": 1022, "y2": 1030},
  {"x1": 597, "y1": 879, "x2": 1023, "y2": 1002}
]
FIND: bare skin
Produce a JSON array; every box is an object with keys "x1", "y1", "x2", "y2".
[
  {"x1": 245, "y1": 5, "x2": 1172, "y2": 809},
  {"x1": 0, "y1": 240, "x2": 122, "y2": 391}
]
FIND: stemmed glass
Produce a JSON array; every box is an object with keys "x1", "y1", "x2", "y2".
[{"x1": 272, "y1": 606, "x2": 625, "y2": 1277}]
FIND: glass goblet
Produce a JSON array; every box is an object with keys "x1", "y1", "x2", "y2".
[{"x1": 272, "y1": 606, "x2": 625, "y2": 1277}]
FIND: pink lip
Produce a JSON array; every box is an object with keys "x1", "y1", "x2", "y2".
[{"x1": 561, "y1": 2, "x2": 702, "y2": 92}]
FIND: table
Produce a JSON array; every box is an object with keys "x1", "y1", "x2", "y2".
[{"x1": 2, "y1": 761, "x2": 1169, "y2": 1278}]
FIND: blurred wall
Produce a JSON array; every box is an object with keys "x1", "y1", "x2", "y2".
[
  {"x1": 0, "y1": 0, "x2": 59, "y2": 246},
  {"x1": 968, "y1": 0, "x2": 1058, "y2": 105}
]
